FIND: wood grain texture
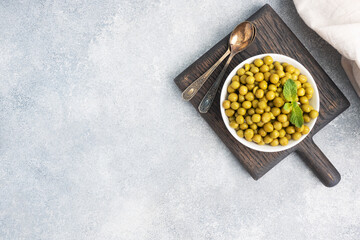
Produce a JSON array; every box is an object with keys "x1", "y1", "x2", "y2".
[
  {"x1": 297, "y1": 140, "x2": 341, "y2": 187},
  {"x1": 174, "y1": 4, "x2": 350, "y2": 186}
]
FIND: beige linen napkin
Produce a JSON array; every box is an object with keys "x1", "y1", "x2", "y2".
[{"x1": 294, "y1": 0, "x2": 360, "y2": 97}]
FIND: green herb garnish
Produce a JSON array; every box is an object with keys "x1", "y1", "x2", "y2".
[
  {"x1": 283, "y1": 78, "x2": 297, "y2": 102},
  {"x1": 290, "y1": 101, "x2": 304, "y2": 128},
  {"x1": 283, "y1": 102, "x2": 292, "y2": 111},
  {"x1": 283, "y1": 79, "x2": 304, "y2": 128}
]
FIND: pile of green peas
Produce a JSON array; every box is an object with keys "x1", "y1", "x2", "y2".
[{"x1": 222, "y1": 55, "x2": 319, "y2": 146}]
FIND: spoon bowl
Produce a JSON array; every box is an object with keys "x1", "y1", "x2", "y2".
[{"x1": 229, "y1": 21, "x2": 254, "y2": 53}]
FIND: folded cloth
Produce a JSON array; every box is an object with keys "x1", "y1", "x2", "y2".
[{"x1": 294, "y1": 0, "x2": 360, "y2": 97}]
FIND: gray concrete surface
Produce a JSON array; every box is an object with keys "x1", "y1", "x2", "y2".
[{"x1": 1, "y1": 0, "x2": 360, "y2": 239}]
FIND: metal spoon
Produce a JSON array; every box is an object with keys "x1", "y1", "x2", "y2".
[
  {"x1": 182, "y1": 21, "x2": 255, "y2": 101},
  {"x1": 198, "y1": 22, "x2": 256, "y2": 113}
]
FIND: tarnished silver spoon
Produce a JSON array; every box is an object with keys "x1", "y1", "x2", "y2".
[
  {"x1": 198, "y1": 22, "x2": 256, "y2": 113},
  {"x1": 182, "y1": 21, "x2": 256, "y2": 101}
]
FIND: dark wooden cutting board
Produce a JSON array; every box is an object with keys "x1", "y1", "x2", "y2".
[{"x1": 174, "y1": 4, "x2": 350, "y2": 187}]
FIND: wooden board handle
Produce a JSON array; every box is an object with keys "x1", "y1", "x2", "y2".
[{"x1": 297, "y1": 139, "x2": 341, "y2": 187}]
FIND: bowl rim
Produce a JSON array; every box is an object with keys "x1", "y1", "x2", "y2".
[{"x1": 220, "y1": 53, "x2": 320, "y2": 152}]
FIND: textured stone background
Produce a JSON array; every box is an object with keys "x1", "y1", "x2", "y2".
[{"x1": 1, "y1": 0, "x2": 360, "y2": 239}]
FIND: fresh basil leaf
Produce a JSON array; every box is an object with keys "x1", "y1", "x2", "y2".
[
  {"x1": 283, "y1": 79, "x2": 297, "y2": 102},
  {"x1": 283, "y1": 102, "x2": 292, "y2": 111},
  {"x1": 290, "y1": 102, "x2": 304, "y2": 128}
]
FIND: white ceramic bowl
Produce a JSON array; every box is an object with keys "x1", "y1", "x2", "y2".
[{"x1": 220, "y1": 53, "x2": 319, "y2": 152}]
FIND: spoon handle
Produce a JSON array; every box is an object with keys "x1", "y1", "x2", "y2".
[
  {"x1": 198, "y1": 53, "x2": 235, "y2": 113},
  {"x1": 182, "y1": 49, "x2": 231, "y2": 101}
]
